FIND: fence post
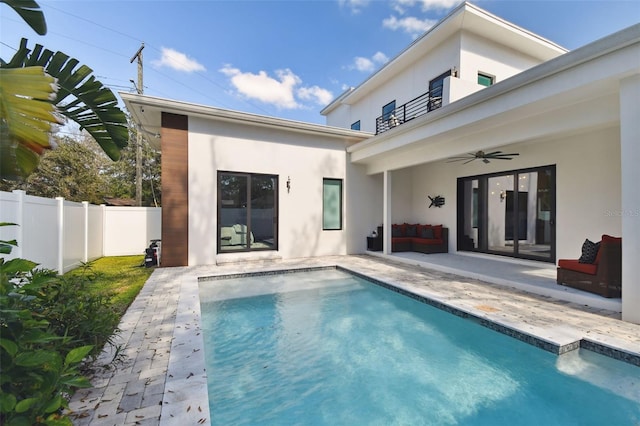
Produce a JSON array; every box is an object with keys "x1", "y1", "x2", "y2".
[
  {"x1": 56, "y1": 197, "x2": 64, "y2": 274},
  {"x1": 83, "y1": 201, "x2": 89, "y2": 263},
  {"x1": 12, "y1": 190, "x2": 25, "y2": 259}
]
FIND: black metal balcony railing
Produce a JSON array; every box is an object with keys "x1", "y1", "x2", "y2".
[{"x1": 375, "y1": 86, "x2": 443, "y2": 134}]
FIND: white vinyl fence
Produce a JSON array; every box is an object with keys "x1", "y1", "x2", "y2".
[{"x1": 0, "y1": 190, "x2": 161, "y2": 273}]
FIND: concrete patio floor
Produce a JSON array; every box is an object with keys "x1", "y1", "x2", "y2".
[{"x1": 68, "y1": 254, "x2": 640, "y2": 425}]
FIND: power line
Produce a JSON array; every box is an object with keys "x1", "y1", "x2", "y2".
[{"x1": 37, "y1": 3, "x2": 277, "y2": 116}]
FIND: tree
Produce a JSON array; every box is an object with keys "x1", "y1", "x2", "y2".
[
  {"x1": 0, "y1": 0, "x2": 128, "y2": 179},
  {"x1": 20, "y1": 134, "x2": 111, "y2": 204}
]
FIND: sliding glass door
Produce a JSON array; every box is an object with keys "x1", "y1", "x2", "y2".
[
  {"x1": 218, "y1": 172, "x2": 278, "y2": 253},
  {"x1": 457, "y1": 166, "x2": 555, "y2": 262}
]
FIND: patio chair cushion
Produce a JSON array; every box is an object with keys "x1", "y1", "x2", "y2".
[{"x1": 558, "y1": 259, "x2": 597, "y2": 275}]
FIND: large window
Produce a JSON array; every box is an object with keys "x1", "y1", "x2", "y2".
[
  {"x1": 323, "y1": 178, "x2": 343, "y2": 230},
  {"x1": 218, "y1": 172, "x2": 278, "y2": 252},
  {"x1": 457, "y1": 165, "x2": 556, "y2": 262},
  {"x1": 428, "y1": 70, "x2": 451, "y2": 111}
]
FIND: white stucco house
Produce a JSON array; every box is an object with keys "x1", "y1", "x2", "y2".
[{"x1": 122, "y1": 2, "x2": 640, "y2": 323}]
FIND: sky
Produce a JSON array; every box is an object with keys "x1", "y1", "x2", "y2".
[{"x1": 1, "y1": 0, "x2": 639, "y2": 126}]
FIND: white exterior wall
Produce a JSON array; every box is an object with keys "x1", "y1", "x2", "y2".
[
  {"x1": 397, "y1": 127, "x2": 622, "y2": 258},
  {"x1": 459, "y1": 31, "x2": 546, "y2": 88},
  {"x1": 187, "y1": 117, "x2": 375, "y2": 265},
  {"x1": 326, "y1": 29, "x2": 551, "y2": 132},
  {"x1": 335, "y1": 36, "x2": 461, "y2": 133}
]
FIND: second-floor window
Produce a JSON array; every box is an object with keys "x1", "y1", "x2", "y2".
[
  {"x1": 478, "y1": 72, "x2": 495, "y2": 87},
  {"x1": 351, "y1": 120, "x2": 361, "y2": 130},
  {"x1": 428, "y1": 70, "x2": 451, "y2": 111},
  {"x1": 382, "y1": 101, "x2": 396, "y2": 121}
]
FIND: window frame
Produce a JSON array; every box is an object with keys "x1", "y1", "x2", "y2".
[
  {"x1": 217, "y1": 171, "x2": 279, "y2": 253},
  {"x1": 322, "y1": 178, "x2": 343, "y2": 231}
]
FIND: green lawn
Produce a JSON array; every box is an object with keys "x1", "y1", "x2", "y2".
[{"x1": 64, "y1": 255, "x2": 154, "y2": 318}]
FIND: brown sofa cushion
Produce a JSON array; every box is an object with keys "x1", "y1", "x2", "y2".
[{"x1": 558, "y1": 259, "x2": 597, "y2": 275}]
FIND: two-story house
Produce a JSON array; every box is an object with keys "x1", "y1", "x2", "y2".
[{"x1": 121, "y1": 2, "x2": 640, "y2": 322}]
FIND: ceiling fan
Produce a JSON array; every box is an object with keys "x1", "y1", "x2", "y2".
[{"x1": 447, "y1": 150, "x2": 519, "y2": 164}]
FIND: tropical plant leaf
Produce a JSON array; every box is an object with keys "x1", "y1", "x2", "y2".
[
  {"x1": 64, "y1": 345, "x2": 93, "y2": 365},
  {"x1": 0, "y1": 66, "x2": 61, "y2": 178},
  {"x1": 1, "y1": 0, "x2": 47, "y2": 35},
  {"x1": 4, "y1": 39, "x2": 128, "y2": 162}
]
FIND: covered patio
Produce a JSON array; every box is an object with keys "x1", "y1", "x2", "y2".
[
  {"x1": 349, "y1": 25, "x2": 640, "y2": 323},
  {"x1": 369, "y1": 251, "x2": 622, "y2": 313}
]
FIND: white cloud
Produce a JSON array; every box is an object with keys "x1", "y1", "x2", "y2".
[
  {"x1": 382, "y1": 15, "x2": 437, "y2": 36},
  {"x1": 392, "y1": 0, "x2": 461, "y2": 13},
  {"x1": 298, "y1": 86, "x2": 334, "y2": 106},
  {"x1": 219, "y1": 65, "x2": 333, "y2": 109},
  {"x1": 349, "y1": 51, "x2": 389, "y2": 72},
  {"x1": 372, "y1": 51, "x2": 389, "y2": 64},
  {"x1": 338, "y1": 0, "x2": 370, "y2": 14},
  {"x1": 152, "y1": 47, "x2": 205, "y2": 73}
]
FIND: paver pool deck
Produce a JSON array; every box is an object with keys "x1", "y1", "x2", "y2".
[{"x1": 68, "y1": 254, "x2": 640, "y2": 425}]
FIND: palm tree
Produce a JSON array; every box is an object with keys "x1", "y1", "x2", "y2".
[{"x1": 0, "y1": 0, "x2": 128, "y2": 179}]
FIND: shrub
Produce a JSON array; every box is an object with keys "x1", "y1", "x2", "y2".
[{"x1": 0, "y1": 225, "x2": 109, "y2": 425}]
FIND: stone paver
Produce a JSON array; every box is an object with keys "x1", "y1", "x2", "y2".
[{"x1": 68, "y1": 255, "x2": 640, "y2": 425}]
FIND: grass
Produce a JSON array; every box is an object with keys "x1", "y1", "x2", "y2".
[{"x1": 64, "y1": 255, "x2": 154, "y2": 318}]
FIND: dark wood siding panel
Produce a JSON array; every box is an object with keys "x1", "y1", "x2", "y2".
[{"x1": 161, "y1": 112, "x2": 188, "y2": 267}]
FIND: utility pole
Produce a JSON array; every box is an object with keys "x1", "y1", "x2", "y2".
[{"x1": 130, "y1": 43, "x2": 145, "y2": 206}]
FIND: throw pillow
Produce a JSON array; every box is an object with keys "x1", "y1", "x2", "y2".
[
  {"x1": 578, "y1": 239, "x2": 600, "y2": 264},
  {"x1": 392, "y1": 226, "x2": 402, "y2": 237},
  {"x1": 421, "y1": 226, "x2": 434, "y2": 239},
  {"x1": 406, "y1": 225, "x2": 417, "y2": 237}
]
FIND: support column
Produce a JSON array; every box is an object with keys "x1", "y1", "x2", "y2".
[
  {"x1": 383, "y1": 170, "x2": 392, "y2": 254},
  {"x1": 620, "y1": 74, "x2": 640, "y2": 324}
]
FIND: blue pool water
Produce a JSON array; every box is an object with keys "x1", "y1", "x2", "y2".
[{"x1": 199, "y1": 268, "x2": 640, "y2": 425}]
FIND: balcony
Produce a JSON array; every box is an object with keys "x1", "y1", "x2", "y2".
[{"x1": 375, "y1": 86, "x2": 443, "y2": 134}]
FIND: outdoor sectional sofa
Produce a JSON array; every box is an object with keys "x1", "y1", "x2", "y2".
[
  {"x1": 391, "y1": 223, "x2": 448, "y2": 254},
  {"x1": 557, "y1": 234, "x2": 622, "y2": 298}
]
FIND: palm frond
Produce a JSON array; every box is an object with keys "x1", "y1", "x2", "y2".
[
  {"x1": 7, "y1": 38, "x2": 128, "y2": 161},
  {"x1": 1, "y1": 0, "x2": 46, "y2": 35}
]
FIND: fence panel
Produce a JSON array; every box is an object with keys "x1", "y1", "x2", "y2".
[
  {"x1": 0, "y1": 191, "x2": 21, "y2": 259},
  {"x1": 0, "y1": 190, "x2": 161, "y2": 273},
  {"x1": 103, "y1": 207, "x2": 162, "y2": 257},
  {"x1": 62, "y1": 199, "x2": 86, "y2": 273},
  {"x1": 22, "y1": 194, "x2": 59, "y2": 271},
  {"x1": 87, "y1": 204, "x2": 104, "y2": 261}
]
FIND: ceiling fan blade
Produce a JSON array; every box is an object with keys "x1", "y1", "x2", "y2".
[
  {"x1": 464, "y1": 158, "x2": 477, "y2": 164},
  {"x1": 484, "y1": 151, "x2": 502, "y2": 157},
  {"x1": 491, "y1": 153, "x2": 519, "y2": 158}
]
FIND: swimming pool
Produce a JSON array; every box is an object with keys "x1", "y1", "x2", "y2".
[{"x1": 199, "y1": 268, "x2": 640, "y2": 425}]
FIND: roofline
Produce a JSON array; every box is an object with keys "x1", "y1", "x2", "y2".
[
  {"x1": 120, "y1": 93, "x2": 373, "y2": 142},
  {"x1": 321, "y1": 1, "x2": 567, "y2": 114}
]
